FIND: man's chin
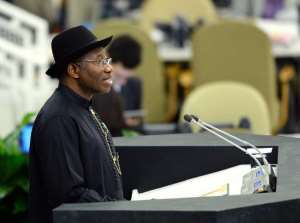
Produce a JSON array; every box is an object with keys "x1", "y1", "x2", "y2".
[{"x1": 98, "y1": 87, "x2": 111, "y2": 95}]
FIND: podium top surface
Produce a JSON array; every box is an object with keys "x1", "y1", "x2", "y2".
[
  {"x1": 56, "y1": 191, "x2": 300, "y2": 212},
  {"x1": 113, "y1": 132, "x2": 299, "y2": 148}
]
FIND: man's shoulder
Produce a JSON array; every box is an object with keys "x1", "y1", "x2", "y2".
[
  {"x1": 34, "y1": 91, "x2": 74, "y2": 127},
  {"x1": 38, "y1": 96, "x2": 60, "y2": 118},
  {"x1": 32, "y1": 112, "x2": 78, "y2": 139}
]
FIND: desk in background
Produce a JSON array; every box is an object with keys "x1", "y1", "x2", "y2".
[{"x1": 157, "y1": 19, "x2": 300, "y2": 61}]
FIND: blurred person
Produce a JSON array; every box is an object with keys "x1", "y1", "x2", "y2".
[
  {"x1": 29, "y1": 26, "x2": 124, "y2": 223},
  {"x1": 101, "y1": 0, "x2": 144, "y2": 18},
  {"x1": 93, "y1": 35, "x2": 143, "y2": 130},
  {"x1": 262, "y1": 0, "x2": 284, "y2": 18},
  {"x1": 108, "y1": 35, "x2": 142, "y2": 111},
  {"x1": 230, "y1": 0, "x2": 296, "y2": 19}
]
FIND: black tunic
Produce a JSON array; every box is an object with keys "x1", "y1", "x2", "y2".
[{"x1": 29, "y1": 84, "x2": 124, "y2": 223}]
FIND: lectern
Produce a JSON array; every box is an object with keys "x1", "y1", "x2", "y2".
[{"x1": 53, "y1": 133, "x2": 300, "y2": 223}]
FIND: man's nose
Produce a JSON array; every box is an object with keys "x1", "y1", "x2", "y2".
[{"x1": 104, "y1": 64, "x2": 113, "y2": 72}]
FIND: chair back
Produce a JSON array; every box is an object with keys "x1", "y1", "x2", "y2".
[
  {"x1": 180, "y1": 81, "x2": 271, "y2": 135},
  {"x1": 192, "y1": 21, "x2": 278, "y2": 127},
  {"x1": 139, "y1": 0, "x2": 218, "y2": 32}
]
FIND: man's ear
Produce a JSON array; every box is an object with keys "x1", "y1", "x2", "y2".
[{"x1": 67, "y1": 63, "x2": 80, "y2": 79}]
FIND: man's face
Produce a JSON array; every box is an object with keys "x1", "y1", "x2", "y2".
[{"x1": 76, "y1": 47, "x2": 113, "y2": 95}]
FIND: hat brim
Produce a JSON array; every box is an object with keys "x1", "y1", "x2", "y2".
[{"x1": 46, "y1": 35, "x2": 113, "y2": 78}]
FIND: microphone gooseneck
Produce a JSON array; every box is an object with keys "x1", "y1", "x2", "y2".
[
  {"x1": 184, "y1": 114, "x2": 269, "y2": 177},
  {"x1": 190, "y1": 114, "x2": 270, "y2": 168}
]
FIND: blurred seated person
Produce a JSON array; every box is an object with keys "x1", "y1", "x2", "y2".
[
  {"x1": 92, "y1": 35, "x2": 143, "y2": 134},
  {"x1": 230, "y1": 0, "x2": 292, "y2": 19},
  {"x1": 109, "y1": 35, "x2": 143, "y2": 128},
  {"x1": 261, "y1": 0, "x2": 284, "y2": 18},
  {"x1": 101, "y1": 0, "x2": 144, "y2": 18}
]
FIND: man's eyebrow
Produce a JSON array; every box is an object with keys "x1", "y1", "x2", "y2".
[{"x1": 95, "y1": 53, "x2": 107, "y2": 59}]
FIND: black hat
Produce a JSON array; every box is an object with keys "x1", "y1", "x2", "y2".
[{"x1": 46, "y1": 25, "x2": 112, "y2": 78}]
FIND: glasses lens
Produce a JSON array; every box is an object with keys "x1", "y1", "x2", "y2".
[{"x1": 102, "y1": 58, "x2": 111, "y2": 65}]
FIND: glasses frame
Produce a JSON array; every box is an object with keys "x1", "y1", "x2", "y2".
[{"x1": 78, "y1": 57, "x2": 112, "y2": 66}]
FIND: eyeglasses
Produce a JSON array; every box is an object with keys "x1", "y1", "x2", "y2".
[{"x1": 79, "y1": 57, "x2": 112, "y2": 66}]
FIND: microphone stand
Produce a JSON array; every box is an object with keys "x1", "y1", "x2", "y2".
[
  {"x1": 190, "y1": 115, "x2": 270, "y2": 171},
  {"x1": 184, "y1": 114, "x2": 277, "y2": 192}
]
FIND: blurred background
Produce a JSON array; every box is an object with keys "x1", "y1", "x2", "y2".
[{"x1": 1, "y1": 0, "x2": 300, "y2": 221}]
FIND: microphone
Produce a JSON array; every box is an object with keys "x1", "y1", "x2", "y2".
[
  {"x1": 184, "y1": 114, "x2": 276, "y2": 192},
  {"x1": 183, "y1": 114, "x2": 266, "y2": 174},
  {"x1": 189, "y1": 114, "x2": 269, "y2": 167}
]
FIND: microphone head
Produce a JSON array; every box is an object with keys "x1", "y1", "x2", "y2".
[
  {"x1": 183, "y1": 114, "x2": 193, "y2": 123},
  {"x1": 190, "y1": 114, "x2": 199, "y2": 121}
]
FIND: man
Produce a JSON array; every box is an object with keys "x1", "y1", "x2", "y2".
[{"x1": 29, "y1": 26, "x2": 124, "y2": 223}]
